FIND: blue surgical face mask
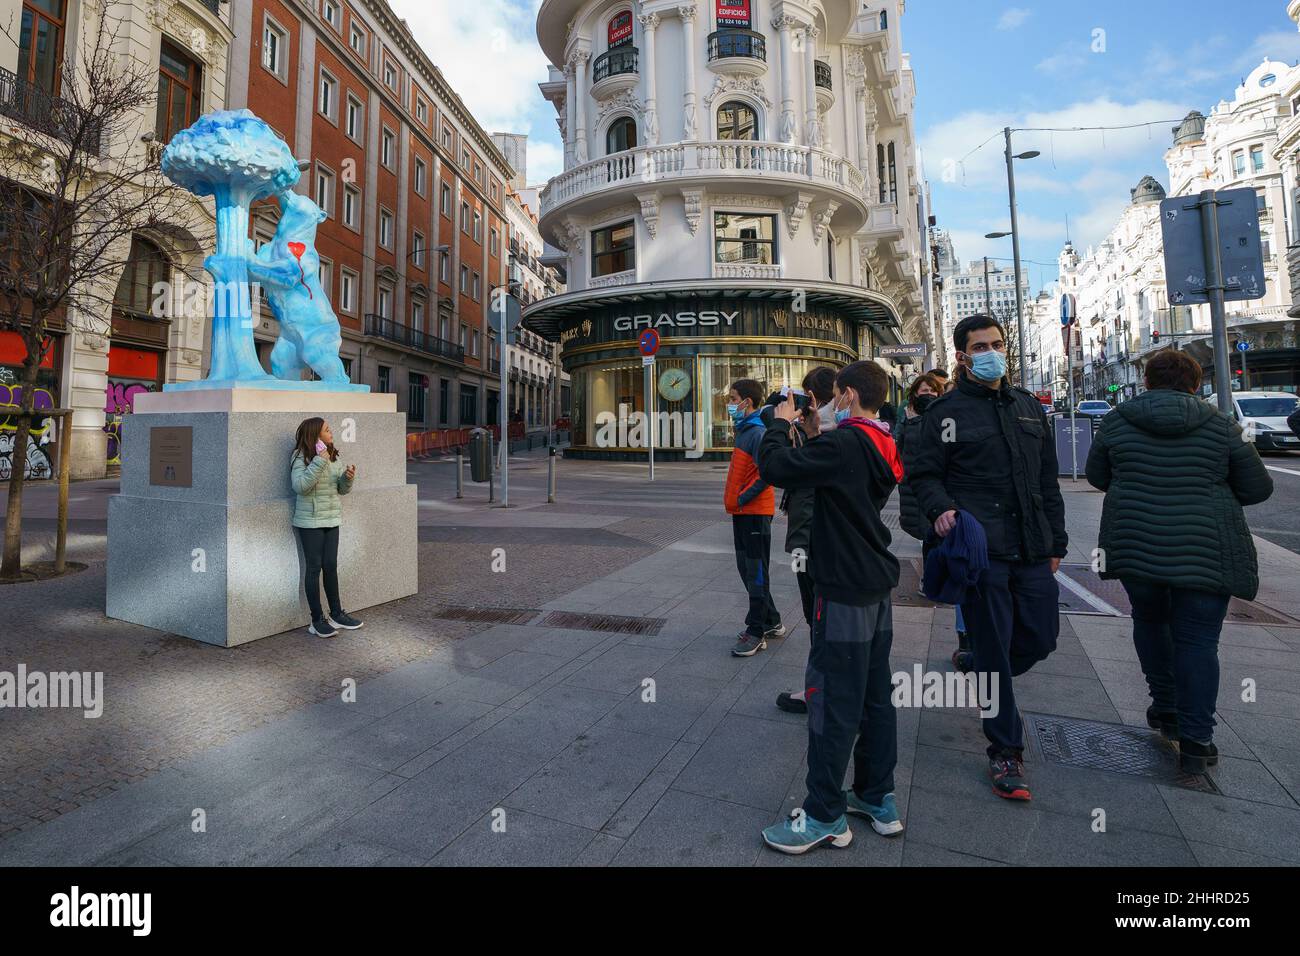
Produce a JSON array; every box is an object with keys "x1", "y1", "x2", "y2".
[
  {"x1": 834, "y1": 407, "x2": 851, "y2": 424},
  {"x1": 969, "y1": 350, "x2": 1007, "y2": 382},
  {"x1": 727, "y1": 403, "x2": 744, "y2": 424}
]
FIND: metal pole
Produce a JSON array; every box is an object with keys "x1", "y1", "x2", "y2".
[
  {"x1": 499, "y1": 325, "x2": 509, "y2": 507},
  {"x1": 1005, "y1": 127, "x2": 1028, "y2": 388},
  {"x1": 1067, "y1": 334, "x2": 1078, "y2": 481},
  {"x1": 1240, "y1": 340, "x2": 1248, "y2": 389},
  {"x1": 55, "y1": 410, "x2": 70, "y2": 573},
  {"x1": 646, "y1": 359, "x2": 655, "y2": 481},
  {"x1": 1198, "y1": 189, "x2": 1234, "y2": 416},
  {"x1": 547, "y1": 446, "x2": 557, "y2": 503},
  {"x1": 983, "y1": 256, "x2": 992, "y2": 313},
  {"x1": 488, "y1": 431, "x2": 495, "y2": 504},
  {"x1": 455, "y1": 449, "x2": 464, "y2": 499}
]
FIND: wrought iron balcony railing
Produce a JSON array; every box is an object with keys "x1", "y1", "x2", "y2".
[
  {"x1": 815, "y1": 60, "x2": 832, "y2": 90},
  {"x1": 0, "y1": 66, "x2": 102, "y2": 153},
  {"x1": 364, "y1": 314, "x2": 465, "y2": 362},
  {"x1": 593, "y1": 47, "x2": 639, "y2": 83},
  {"x1": 707, "y1": 30, "x2": 766, "y2": 62}
]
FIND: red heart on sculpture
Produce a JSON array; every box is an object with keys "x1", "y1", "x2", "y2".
[{"x1": 287, "y1": 241, "x2": 306, "y2": 260}]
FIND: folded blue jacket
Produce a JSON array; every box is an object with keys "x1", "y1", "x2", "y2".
[{"x1": 922, "y1": 510, "x2": 990, "y2": 606}]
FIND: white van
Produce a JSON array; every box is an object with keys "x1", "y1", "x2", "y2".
[{"x1": 1208, "y1": 391, "x2": 1299, "y2": 451}]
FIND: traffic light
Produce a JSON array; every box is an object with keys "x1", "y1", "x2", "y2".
[{"x1": 1152, "y1": 330, "x2": 1160, "y2": 344}]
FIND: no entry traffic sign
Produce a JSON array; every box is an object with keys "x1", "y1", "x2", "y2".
[{"x1": 639, "y1": 329, "x2": 660, "y2": 356}]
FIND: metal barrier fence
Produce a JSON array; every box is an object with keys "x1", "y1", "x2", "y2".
[{"x1": 405, "y1": 422, "x2": 528, "y2": 459}]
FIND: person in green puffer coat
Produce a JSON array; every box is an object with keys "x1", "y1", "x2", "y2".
[
  {"x1": 1085, "y1": 349, "x2": 1272, "y2": 775},
  {"x1": 290, "y1": 417, "x2": 364, "y2": 638}
]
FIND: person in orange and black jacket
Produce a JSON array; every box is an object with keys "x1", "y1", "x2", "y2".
[{"x1": 724, "y1": 378, "x2": 785, "y2": 658}]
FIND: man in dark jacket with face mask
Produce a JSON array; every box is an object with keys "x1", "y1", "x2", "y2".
[{"x1": 908, "y1": 314, "x2": 1067, "y2": 802}]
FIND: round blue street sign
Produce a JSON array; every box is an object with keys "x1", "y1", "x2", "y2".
[
  {"x1": 639, "y1": 329, "x2": 660, "y2": 356},
  {"x1": 1060, "y1": 293, "x2": 1076, "y2": 326},
  {"x1": 1236, "y1": 340, "x2": 1250, "y2": 352}
]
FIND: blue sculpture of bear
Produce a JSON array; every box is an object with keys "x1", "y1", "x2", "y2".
[{"x1": 245, "y1": 191, "x2": 350, "y2": 384}]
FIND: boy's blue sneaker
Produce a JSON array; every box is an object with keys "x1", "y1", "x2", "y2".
[
  {"x1": 844, "y1": 791, "x2": 905, "y2": 837},
  {"x1": 761, "y1": 812, "x2": 853, "y2": 855}
]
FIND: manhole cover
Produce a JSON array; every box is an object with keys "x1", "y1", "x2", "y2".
[
  {"x1": 432, "y1": 606, "x2": 540, "y2": 625},
  {"x1": 1022, "y1": 712, "x2": 1220, "y2": 793},
  {"x1": 540, "y1": 610, "x2": 664, "y2": 635}
]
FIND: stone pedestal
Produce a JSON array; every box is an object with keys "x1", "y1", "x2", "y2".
[{"x1": 106, "y1": 388, "x2": 417, "y2": 647}]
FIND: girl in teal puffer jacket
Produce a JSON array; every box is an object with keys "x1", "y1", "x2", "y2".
[{"x1": 291, "y1": 417, "x2": 363, "y2": 638}]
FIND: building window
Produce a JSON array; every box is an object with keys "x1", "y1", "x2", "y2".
[
  {"x1": 460, "y1": 264, "x2": 469, "y2": 293},
  {"x1": 440, "y1": 182, "x2": 452, "y2": 217},
  {"x1": 379, "y1": 208, "x2": 393, "y2": 248},
  {"x1": 473, "y1": 210, "x2": 482, "y2": 243},
  {"x1": 377, "y1": 284, "x2": 393, "y2": 320},
  {"x1": 490, "y1": 182, "x2": 499, "y2": 204},
  {"x1": 886, "y1": 141, "x2": 898, "y2": 205},
  {"x1": 322, "y1": 0, "x2": 340, "y2": 30},
  {"x1": 349, "y1": 23, "x2": 367, "y2": 57},
  {"x1": 381, "y1": 126, "x2": 395, "y2": 169},
  {"x1": 714, "y1": 212, "x2": 776, "y2": 265},
  {"x1": 439, "y1": 251, "x2": 450, "y2": 282},
  {"x1": 471, "y1": 329, "x2": 480, "y2": 357},
  {"x1": 414, "y1": 157, "x2": 427, "y2": 195},
  {"x1": 156, "y1": 39, "x2": 202, "y2": 142},
  {"x1": 318, "y1": 68, "x2": 337, "y2": 121},
  {"x1": 459, "y1": 383, "x2": 477, "y2": 424},
  {"x1": 1257, "y1": 190, "x2": 1268, "y2": 214},
  {"x1": 460, "y1": 201, "x2": 470, "y2": 233},
  {"x1": 408, "y1": 372, "x2": 428, "y2": 423},
  {"x1": 318, "y1": 257, "x2": 332, "y2": 300},
  {"x1": 717, "y1": 101, "x2": 758, "y2": 140},
  {"x1": 591, "y1": 220, "x2": 635, "y2": 277},
  {"x1": 378, "y1": 365, "x2": 391, "y2": 393},
  {"x1": 1232, "y1": 151, "x2": 1246, "y2": 177},
  {"x1": 315, "y1": 164, "x2": 335, "y2": 216},
  {"x1": 439, "y1": 379, "x2": 450, "y2": 423},
  {"x1": 345, "y1": 94, "x2": 363, "y2": 141},
  {"x1": 459, "y1": 324, "x2": 468, "y2": 350},
  {"x1": 490, "y1": 227, "x2": 499, "y2": 257},
  {"x1": 340, "y1": 268, "x2": 357, "y2": 313},
  {"x1": 262, "y1": 18, "x2": 288, "y2": 80},
  {"x1": 343, "y1": 183, "x2": 360, "y2": 229},
  {"x1": 412, "y1": 298, "x2": 424, "y2": 330},
  {"x1": 112, "y1": 235, "x2": 170, "y2": 317},
  {"x1": 415, "y1": 97, "x2": 428, "y2": 124},
  {"x1": 461, "y1": 146, "x2": 470, "y2": 168},
  {"x1": 472, "y1": 272, "x2": 481, "y2": 300},
  {"x1": 383, "y1": 59, "x2": 397, "y2": 90},
  {"x1": 606, "y1": 116, "x2": 637, "y2": 154},
  {"x1": 1251, "y1": 145, "x2": 1265, "y2": 173},
  {"x1": 441, "y1": 123, "x2": 452, "y2": 149},
  {"x1": 474, "y1": 161, "x2": 484, "y2": 184},
  {"x1": 18, "y1": 0, "x2": 66, "y2": 97},
  {"x1": 412, "y1": 230, "x2": 425, "y2": 267}
]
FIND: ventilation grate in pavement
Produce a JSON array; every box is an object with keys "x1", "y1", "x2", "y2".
[
  {"x1": 606, "y1": 517, "x2": 719, "y2": 548},
  {"x1": 1022, "y1": 712, "x2": 1220, "y2": 793},
  {"x1": 1060, "y1": 566, "x2": 1300, "y2": 625},
  {"x1": 539, "y1": 610, "x2": 664, "y2": 636},
  {"x1": 432, "y1": 606, "x2": 540, "y2": 625}
]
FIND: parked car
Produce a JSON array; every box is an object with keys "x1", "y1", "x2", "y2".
[
  {"x1": 1208, "y1": 391, "x2": 1300, "y2": 452},
  {"x1": 1075, "y1": 400, "x2": 1113, "y2": 417}
]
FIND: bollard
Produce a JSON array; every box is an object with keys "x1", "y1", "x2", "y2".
[
  {"x1": 455, "y1": 449, "x2": 464, "y2": 499},
  {"x1": 488, "y1": 433, "x2": 495, "y2": 503},
  {"x1": 547, "y1": 445, "x2": 557, "y2": 503}
]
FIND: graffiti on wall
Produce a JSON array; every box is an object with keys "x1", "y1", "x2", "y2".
[
  {"x1": 0, "y1": 381, "x2": 56, "y2": 480},
  {"x1": 104, "y1": 380, "x2": 157, "y2": 465}
]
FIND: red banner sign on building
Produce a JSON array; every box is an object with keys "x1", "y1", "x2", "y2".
[
  {"x1": 608, "y1": 11, "x2": 633, "y2": 47},
  {"x1": 716, "y1": 0, "x2": 751, "y2": 28}
]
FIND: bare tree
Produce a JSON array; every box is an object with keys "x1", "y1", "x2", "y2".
[{"x1": 0, "y1": 11, "x2": 197, "y2": 579}]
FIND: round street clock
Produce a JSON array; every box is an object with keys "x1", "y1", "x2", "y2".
[{"x1": 658, "y1": 367, "x2": 691, "y2": 402}]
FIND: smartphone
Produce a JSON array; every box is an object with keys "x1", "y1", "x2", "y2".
[
  {"x1": 782, "y1": 387, "x2": 812, "y2": 412},
  {"x1": 315, "y1": 439, "x2": 327, "y2": 454}
]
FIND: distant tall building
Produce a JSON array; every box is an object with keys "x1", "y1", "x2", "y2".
[{"x1": 492, "y1": 132, "x2": 529, "y2": 192}]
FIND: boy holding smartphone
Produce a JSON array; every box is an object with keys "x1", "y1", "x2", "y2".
[{"x1": 755, "y1": 361, "x2": 904, "y2": 853}]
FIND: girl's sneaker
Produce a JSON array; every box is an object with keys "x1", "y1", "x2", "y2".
[
  {"x1": 309, "y1": 618, "x2": 338, "y2": 638},
  {"x1": 761, "y1": 813, "x2": 853, "y2": 854},
  {"x1": 845, "y1": 790, "x2": 905, "y2": 836},
  {"x1": 330, "y1": 612, "x2": 364, "y2": 630}
]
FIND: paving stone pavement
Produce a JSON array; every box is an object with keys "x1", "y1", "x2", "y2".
[{"x1": 3, "y1": 460, "x2": 1300, "y2": 865}]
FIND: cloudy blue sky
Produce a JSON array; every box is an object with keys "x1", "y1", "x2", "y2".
[{"x1": 393, "y1": 1, "x2": 1300, "y2": 294}]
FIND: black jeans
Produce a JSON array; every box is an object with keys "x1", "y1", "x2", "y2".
[
  {"x1": 1122, "y1": 578, "x2": 1230, "y2": 744},
  {"x1": 298, "y1": 525, "x2": 343, "y2": 622},
  {"x1": 732, "y1": 514, "x2": 780, "y2": 637},
  {"x1": 803, "y1": 597, "x2": 897, "y2": 822},
  {"x1": 959, "y1": 559, "x2": 1059, "y2": 757}
]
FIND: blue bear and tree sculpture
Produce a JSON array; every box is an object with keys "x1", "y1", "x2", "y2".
[{"x1": 160, "y1": 109, "x2": 367, "y2": 392}]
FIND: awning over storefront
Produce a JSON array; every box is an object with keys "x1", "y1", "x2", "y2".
[{"x1": 522, "y1": 279, "x2": 905, "y2": 343}]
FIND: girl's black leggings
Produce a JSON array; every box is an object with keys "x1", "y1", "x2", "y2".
[{"x1": 297, "y1": 526, "x2": 342, "y2": 621}]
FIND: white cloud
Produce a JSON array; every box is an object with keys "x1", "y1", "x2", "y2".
[
  {"x1": 997, "y1": 8, "x2": 1032, "y2": 31},
  {"x1": 390, "y1": 0, "x2": 559, "y2": 178}
]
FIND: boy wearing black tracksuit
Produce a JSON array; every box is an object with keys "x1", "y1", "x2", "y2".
[{"x1": 754, "y1": 361, "x2": 905, "y2": 854}]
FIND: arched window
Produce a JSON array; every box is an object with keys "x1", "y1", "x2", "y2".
[
  {"x1": 113, "y1": 236, "x2": 170, "y2": 318},
  {"x1": 606, "y1": 117, "x2": 637, "y2": 154},
  {"x1": 717, "y1": 101, "x2": 758, "y2": 141}
]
